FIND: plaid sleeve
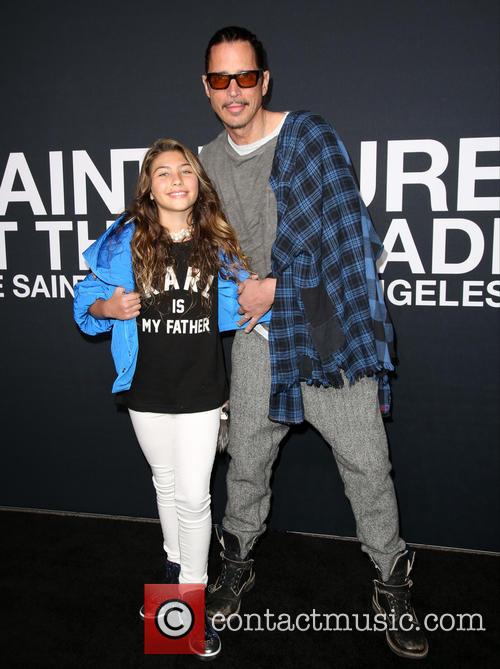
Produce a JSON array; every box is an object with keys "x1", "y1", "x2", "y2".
[{"x1": 269, "y1": 112, "x2": 395, "y2": 423}]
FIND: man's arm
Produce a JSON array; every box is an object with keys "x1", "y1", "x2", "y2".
[{"x1": 237, "y1": 277, "x2": 276, "y2": 333}]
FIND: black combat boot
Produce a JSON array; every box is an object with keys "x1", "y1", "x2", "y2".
[
  {"x1": 140, "y1": 558, "x2": 181, "y2": 620},
  {"x1": 372, "y1": 549, "x2": 429, "y2": 659},
  {"x1": 206, "y1": 526, "x2": 255, "y2": 620}
]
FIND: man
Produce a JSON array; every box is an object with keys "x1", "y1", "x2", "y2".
[{"x1": 199, "y1": 26, "x2": 428, "y2": 659}]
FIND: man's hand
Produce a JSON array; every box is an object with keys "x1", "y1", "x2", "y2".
[
  {"x1": 90, "y1": 286, "x2": 141, "y2": 320},
  {"x1": 237, "y1": 277, "x2": 276, "y2": 333}
]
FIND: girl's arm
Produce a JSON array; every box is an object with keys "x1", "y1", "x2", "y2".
[
  {"x1": 74, "y1": 273, "x2": 114, "y2": 335},
  {"x1": 74, "y1": 274, "x2": 140, "y2": 335},
  {"x1": 89, "y1": 286, "x2": 141, "y2": 320}
]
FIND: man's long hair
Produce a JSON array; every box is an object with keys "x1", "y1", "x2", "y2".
[
  {"x1": 124, "y1": 137, "x2": 248, "y2": 298},
  {"x1": 204, "y1": 26, "x2": 268, "y2": 72}
]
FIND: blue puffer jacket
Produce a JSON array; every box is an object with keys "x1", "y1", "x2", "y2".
[{"x1": 73, "y1": 215, "x2": 271, "y2": 393}]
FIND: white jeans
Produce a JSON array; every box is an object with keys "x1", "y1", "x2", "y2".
[{"x1": 129, "y1": 407, "x2": 220, "y2": 585}]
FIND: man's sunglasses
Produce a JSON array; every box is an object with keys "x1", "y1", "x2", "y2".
[{"x1": 205, "y1": 70, "x2": 262, "y2": 90}]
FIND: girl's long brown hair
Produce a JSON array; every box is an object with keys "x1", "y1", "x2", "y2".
[{"x1": 122, "y1": 137, "x2": 248, "y2": 298}]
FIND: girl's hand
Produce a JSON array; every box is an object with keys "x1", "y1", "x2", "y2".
[{"x1": 90, "y1": 287, "x2": 141, "y2": 320}]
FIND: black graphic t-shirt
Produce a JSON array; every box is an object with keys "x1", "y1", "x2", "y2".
[{"x1": 117, "y1": 239, "x2": 227, "y2": 413}]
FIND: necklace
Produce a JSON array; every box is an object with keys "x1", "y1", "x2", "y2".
[{"x1": 168, "y1": 227, "x2": 191, "y2": 242}]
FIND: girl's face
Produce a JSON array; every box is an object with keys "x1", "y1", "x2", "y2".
[{"x1": 149, "y1": 150, "x2": 199, "y2": 222}]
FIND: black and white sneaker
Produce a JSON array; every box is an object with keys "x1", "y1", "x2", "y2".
[
  {"x1": 190, "y1": 613, "x2": 222, "y2": 661},
  {"x1": 139, "y1": 559, "x2": 181, "y2": 620}
]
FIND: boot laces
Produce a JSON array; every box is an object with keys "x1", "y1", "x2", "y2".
[
  {"x1": 208, "y1": 551, "x2": 248, "y2": 593},
  {"x1": 385, "y1": 581, "x2": 416, "y2": 620}
]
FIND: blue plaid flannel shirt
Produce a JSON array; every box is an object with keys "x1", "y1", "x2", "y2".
[{"x1": 268, "y1": 111, "x2": 395, "y2": 424}]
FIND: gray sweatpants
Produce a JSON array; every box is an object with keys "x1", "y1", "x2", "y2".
[{"x1": 224, "y1": 330, "x2": 406, "y2": 581}]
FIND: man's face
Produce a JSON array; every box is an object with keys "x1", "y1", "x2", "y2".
[{"x1": 202, "y1": 40, "x2": 270, "y2": 130}]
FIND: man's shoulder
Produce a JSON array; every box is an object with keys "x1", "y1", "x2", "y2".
[
  {"x1": 199, "y1": 128, "x2": 227, "y2": 164},
  {"x1": 284, "y1": 110, "x2": 337, "y2": 138},
  {"x1": 276, "y1": 111, "x2": 346, "y2": 162}
]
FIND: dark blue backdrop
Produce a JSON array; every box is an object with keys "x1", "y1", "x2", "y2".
[{"x1": 0, "y1": 0, "x2": 498, "y2": 551}]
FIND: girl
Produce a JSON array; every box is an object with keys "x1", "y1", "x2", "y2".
[{"x1": 74, "y1": 138, "x2": 269, "y2": 659}]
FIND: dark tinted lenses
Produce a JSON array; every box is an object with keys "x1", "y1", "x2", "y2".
[
  {"x1": 206, "y1": 70, "x2": 261, "y2": 90},
  {"x1": 234, "y1": 71, "x2": 260, "y2": 87}
]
